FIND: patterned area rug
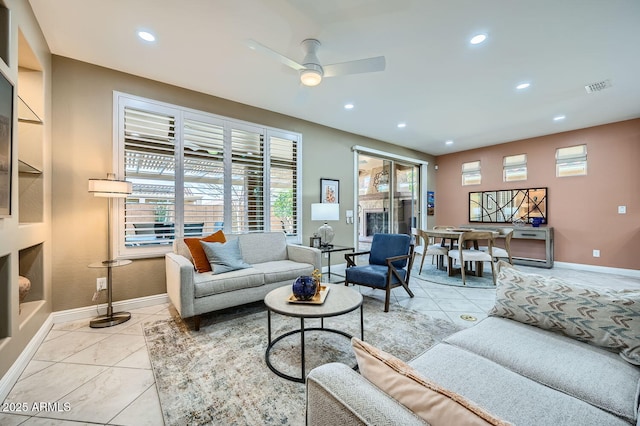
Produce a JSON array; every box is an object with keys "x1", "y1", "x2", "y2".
[
  {"x1": 415, "y1": 262, "x2": 497, "y2": 288},
  {"x1": 144, "y1": 296, "x2": 461, "y2": 426}
]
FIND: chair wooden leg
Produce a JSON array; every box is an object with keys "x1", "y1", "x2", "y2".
[
  {"x1": 490, "y1": 260, "x2": 497, "y2": 285},
  {"x1": 193, "y1": 315, "x2": 201, "y2": 331},
  {"x1": 460, "y1": 264, "x2": 467, "y2": 286},
  {"x1": 419, "y1": 252, "x2": 427, "y2": 274},
  {"x1": 384, "y1": 286, "x2": 391, "y2": 312}
]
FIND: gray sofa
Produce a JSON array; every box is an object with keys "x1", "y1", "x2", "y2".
[
  {"x1": 165, "y1": 232, "x2": 321, "y2": 330},
  {"x1": 307, "y1": 266, "x2": 640, "y2": 425}
]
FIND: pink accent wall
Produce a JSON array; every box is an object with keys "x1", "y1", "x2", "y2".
[{"x1": 434, "y1": 119, "x2": 640, "y2": 270}]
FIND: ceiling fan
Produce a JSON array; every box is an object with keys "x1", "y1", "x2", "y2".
[{"x1": 245, "y1": 38, "x2": 386, "y2": 87}]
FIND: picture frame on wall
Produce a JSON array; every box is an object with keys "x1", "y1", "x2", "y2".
[
  {"x1": 320, "y1": 178, "x2": 339, "y2": 203},
  {"x1": 0, "y1": 69, "x2": 13, "y2": 217}
]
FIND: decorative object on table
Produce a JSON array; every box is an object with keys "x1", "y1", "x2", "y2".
[
  {"x1": 512, "y1": 218, "x2": 526, "y2": 227},
  {"x1": 0, "y1": 70, "x2": 13, "y2": 217},
  {"x1": 292, "y1": 275, "x2": 318, "y2": 301},
  {"x1": 320, "y1": 178, "x2": 339, "y2": 203},
  {"x1": 311, "y1": 202, "x2": 339, "y2": 247},
  {"x1": 309, "y1": 235, "x2": 321, "y2": 248},
  {"x1": 18, "y1": 275, "x2": 31, "y2": 314},
  {"x1": 87, "y1": 173, "x2": 133, "y2": 328},
  {"x1": 531, "y1": 217, "x2": 543, "y2": 227},
  {"x1": 312, "y1": 268, "x2": 322, "y2": 291},
  {"x1": 287, "y1": 285, "x2": 330, "y2": 304}
]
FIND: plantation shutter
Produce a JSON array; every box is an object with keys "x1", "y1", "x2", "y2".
[
  {"x1": 230, "y1": 125, "x2": 265, "y2": 233},
  {"x1": 269, "y1": 134, "x2": 298, "y2": 236},
  {"x1": 123, "y1": 107, "x2": 176, "y2": 247},
  {"x1": 182, "y1": 116, "x2": 225, "y2": 236}
]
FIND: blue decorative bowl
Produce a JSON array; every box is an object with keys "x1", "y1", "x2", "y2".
[
  {"x1": 292, "y1": 275, "x2": 318, "y2": 301},
  {"x1": 531, "y1": 217, "x2": 543, "y2": 227}
]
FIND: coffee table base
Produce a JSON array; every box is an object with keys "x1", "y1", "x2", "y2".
[{"x1": 265, "y1": 309, "x2": 363, "y2": 383}]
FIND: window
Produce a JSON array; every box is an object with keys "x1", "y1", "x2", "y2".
[
  {"x1": 503, "y1": 154, "x2": 527, "y2": 182},
  {"x1": 115, "y1": 93, "x2": 301, "y2": 258},
  {"x1": 556, "y1": 145, "x2": 587, "y2": 177},
  {"x1": 461, "y1": 161, "x2": 481, "y2": 186}
]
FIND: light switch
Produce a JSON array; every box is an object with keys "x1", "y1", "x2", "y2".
[{"x1": 618, "y1": 205, "x2": 627, "y2": 214}]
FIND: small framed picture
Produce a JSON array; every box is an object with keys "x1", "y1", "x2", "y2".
[
  {"x1": 310, "y1": 236, "x2": 321, "y2": 248},
  {"x1": 320, "y1": 178, "x2": 339, "y2": 204}
]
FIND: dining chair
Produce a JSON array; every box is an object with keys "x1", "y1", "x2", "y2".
[
  {"x1": 447, "y1": 231, "x2": 497, "y2": 285},
  {"x1": 344, "y1": 233, "x2": 415, "y2": 312},
  {"x1": 480, "y1": 227, "x2": 513, "y2": 264},
  {"x1": 420, "y1": 229, "x2": 448, "y2": 273},
  {"x1": 411, "y1": 228, "x2": 426, "y2": 272}
]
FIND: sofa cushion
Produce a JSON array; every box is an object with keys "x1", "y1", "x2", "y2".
[
  {"x1": 194, "y1": 267, "x2": 264, "y2": 298},
  {"x1": 409, "y1": 343, "x2": 632, "y2": 426},
  {"x1": 351, "y1": 337, "x2": 510, "y2": 426},
  {"x1": 201, "y1": 239, "x2": 252, "y2": 275},
  {"x1": 445, "y1": 316, "x2": 640, "y2": 423},
  {"x1": 237, "y1": 232, "x2": 288, "y2": 265},
  {"x1": 182, "y1": 230, "x2": 226, "y2": 273},
  {"x1": 490, "y1": 264, "x2": 640, "y2": 365},
  {"x1": 252, "y1": 260, "x2": 315, "y2": 283},
  {"x1": 345, "y1": 264, "x2": 406, "y2": 288}
]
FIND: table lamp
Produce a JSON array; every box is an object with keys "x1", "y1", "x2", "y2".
[
  {"x1": 311, "y1": 203, "x2": 339, "y2": 247},
  {"x1": 88, "y1": 173, "x2": 133, "y2": 328}
]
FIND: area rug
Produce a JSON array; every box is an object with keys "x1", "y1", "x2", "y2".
[
  {"x1": 415, "y1": 262, "x2": 497, "y2": 288},
  {"x1": 143, "y1": 296, "x2": 461, "y2": 426}
]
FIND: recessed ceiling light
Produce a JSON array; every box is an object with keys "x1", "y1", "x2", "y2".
[
  {"x1": 516, "y1": 82, "x2": 531, "y2": 90},
  {"x1": 445, "y1": 140, "x2": 454, "y2": 145},
  {"x1": 397, "y1": 122, "x2": 407, "y2": 128},
  {"x1": 344, "y1": 103, "x2": 354, "y2": 110},
  {"x1": 138, "y1": 31, "x2": 156, "y2": 42},
  {"x1": 470, "y1": 34, "x2": 487, "y2": 45},
  {"x1": 553, "y1": 115, "x2": 566, "y2": 121}
]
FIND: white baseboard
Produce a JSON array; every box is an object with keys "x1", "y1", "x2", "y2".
[
  {"x1": 0, "y1": 314, "x2": 53, "y2": 403},
  {"x1": 553, "y1": 262, "x2": 640, "y2": 278},
  {"x1": 0, "y1": 293, "x2": 169, "y2": 402}
]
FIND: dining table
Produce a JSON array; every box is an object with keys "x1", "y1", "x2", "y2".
[{"x1": 421, "y1": 227, "x2": 498, "y2": 276}]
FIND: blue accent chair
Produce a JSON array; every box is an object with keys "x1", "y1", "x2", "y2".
[{"x1": 344, "y1": 233, "x2": 415, "y2": 312}]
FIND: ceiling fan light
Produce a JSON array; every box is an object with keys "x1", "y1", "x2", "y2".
[{"x1": 300, "y1": 69, "x2": 322, "y2": 86}]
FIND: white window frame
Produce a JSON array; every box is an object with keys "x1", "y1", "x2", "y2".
[
  {"x1": 112, "y1": 92, "x2": 302, "y2": 259},
  {"x1": 556, "y1": 144, "x2": 587, "y2": 177},
  {"x1": 462, "y1": 160, "x2": 481, "y2": 186},
  {"x1": 503, "y1": 154, "x2": 527, "y2": 182}
]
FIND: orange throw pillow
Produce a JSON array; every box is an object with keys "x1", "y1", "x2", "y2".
[{"x1": 184, "y1": 230, "x2": 226, "y2": 273}]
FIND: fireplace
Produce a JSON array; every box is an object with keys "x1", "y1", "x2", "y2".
[{"x1": 365, "y1": 210, "x2": 389, "y2": 236}]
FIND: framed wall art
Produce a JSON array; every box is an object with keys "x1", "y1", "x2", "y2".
[
  {"x1": 0, "y1": 69, "x2": 13, "y2": 217},
  {"x1": 320, "y1": 178, "x2": 339, "y2": 203}
]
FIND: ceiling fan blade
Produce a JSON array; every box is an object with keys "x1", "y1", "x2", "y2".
[
  {"x1": 323, "y1": 56, "x2": 386, "y2": 78},
  {"x1": 244, "y1": 39, "x2": 305, "y2": 71}
]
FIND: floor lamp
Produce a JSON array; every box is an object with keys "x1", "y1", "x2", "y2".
[{"x1": 88, "y1": 173, "x2": 132, "y2": 328}]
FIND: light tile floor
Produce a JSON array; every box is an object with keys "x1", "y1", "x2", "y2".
[{"x1": 1, "y1": 264, "x2": 638, "y2": 425}]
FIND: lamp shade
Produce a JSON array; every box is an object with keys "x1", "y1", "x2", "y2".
[
  {"x1": 311, "y1": 203, "x2": 339, "y2": 221},
  {"x1": 300, "y1": 68, "x2": 323, "y2": 87},
  {"x1": 88, "y1": 173, "x2": 132, "y2": 198}
]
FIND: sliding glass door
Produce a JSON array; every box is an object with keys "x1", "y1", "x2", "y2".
[{"x1": 356, "y1": 154, "x2": 421, "y2": 251}]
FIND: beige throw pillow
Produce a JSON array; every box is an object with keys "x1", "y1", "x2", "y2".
[
  {"x1": 490, "y1": 263, "x2": 640, "y2": 365},
  {"x1": 351, "y1": 338, "x2": 511, "y2": 426}
]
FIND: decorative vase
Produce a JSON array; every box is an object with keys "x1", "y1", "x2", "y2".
[
  {"x1": 292, "y1": 275, "x2": 318, "y2": 301},
  {"x1": 531, "y1": 217, "x2": 543, "y2": 227}
]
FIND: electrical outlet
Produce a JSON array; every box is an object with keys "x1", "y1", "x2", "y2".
[
  {"x1": 96, "y1": 277, "x2": 107, "y2": 291},
  {"x1": 592, "y1": 249, "x2": 600, "y2": 258}
]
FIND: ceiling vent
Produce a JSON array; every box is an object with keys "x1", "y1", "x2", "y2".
[{"x1": 585, "y1": 79, "x2": 612, "y2": 94}]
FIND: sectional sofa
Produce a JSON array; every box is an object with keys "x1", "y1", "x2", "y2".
[{"x1": 307, "y1": 263, "x2": 640, "y2": 425}]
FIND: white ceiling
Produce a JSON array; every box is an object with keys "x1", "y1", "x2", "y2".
[{"x1": 28, "y1": 0, "x2": 640, "y2": 156}]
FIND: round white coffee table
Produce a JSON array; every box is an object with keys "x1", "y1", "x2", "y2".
[{"x1": 264, "y1": 283, "x2": 363, "y2": 383}]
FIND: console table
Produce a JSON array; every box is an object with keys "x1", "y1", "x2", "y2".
[
  {"x1": 463, "y1": 225, "x2": 554, "y2": 268},
  {"x1": 511, "y1": 226, "x2": 554, "y2": 268}
]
